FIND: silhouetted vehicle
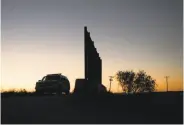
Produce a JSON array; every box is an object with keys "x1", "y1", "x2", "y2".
[{"x1": 35, "y1": 73, "x2": 70, "y2": 95}]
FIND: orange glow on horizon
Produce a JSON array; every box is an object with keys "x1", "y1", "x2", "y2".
[{"x1": 1, "y1": 76, "x2": 183, "y2": 93}]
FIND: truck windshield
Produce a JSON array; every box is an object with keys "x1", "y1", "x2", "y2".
[{"x1": 45, "y1": 75, "x2": 60, "y2": 80}]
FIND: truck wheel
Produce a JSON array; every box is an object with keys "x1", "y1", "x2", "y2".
[
  {"x1": 36, "y1": 90, "x2": 43, "y2": 96},
  {"x1": 57, "y1": 85, "x2": 62, "y2": 96},
  {"x1": 65, "y1": 91, "x2": 70, "y2": 95}
]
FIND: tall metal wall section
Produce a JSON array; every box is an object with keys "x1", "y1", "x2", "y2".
[{"x1": 84, "y1": 26, "x2": 102, "y2": 93}]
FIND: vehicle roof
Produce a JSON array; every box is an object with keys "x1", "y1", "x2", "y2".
[
  {"x1": 46, "y1": 73, "x2": 62, "y2": 76},
  {"x1": 46, "y1": 73, "x2": 68, "y2": 80}
]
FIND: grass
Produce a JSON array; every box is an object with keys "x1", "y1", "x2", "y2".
[
  {"x1": 1, "y1": 88, "x2": 183, "y2": 97},
  {"x1": 1, "y1": 88, "x2": 35, "y2": 97}
]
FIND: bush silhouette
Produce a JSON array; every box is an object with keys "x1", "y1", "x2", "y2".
[{"x1": 116, "y1": 70, "x2": 156, "y2": 94}]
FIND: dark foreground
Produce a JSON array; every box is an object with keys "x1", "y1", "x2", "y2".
[{"x1": 1, "y1": 92, "x2": 183, "y2": 124}]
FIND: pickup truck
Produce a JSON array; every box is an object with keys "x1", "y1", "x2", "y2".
[{"x1": 35, "y1": 73, "x2": 70, "y2": 95}]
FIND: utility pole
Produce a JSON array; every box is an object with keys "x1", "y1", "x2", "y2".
[
  {"x1": 109, "y1": 76, "x2": 114, "y2": 92},
  {"x1": 164, "y1": 76, "x2": 170, "y2": 92}
]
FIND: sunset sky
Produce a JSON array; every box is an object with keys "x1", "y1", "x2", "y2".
[{"x1": 1, "y1": 0, "x2": 183, "y2": 92}]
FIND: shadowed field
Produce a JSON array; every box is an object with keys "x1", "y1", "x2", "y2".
[{"x1": 1, "y1": 91, "x2": 183, "y2": 124}]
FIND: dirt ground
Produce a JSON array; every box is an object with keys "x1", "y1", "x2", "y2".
[{"x1": 1, "y1": 92, "x2": 183, "y2": 124}]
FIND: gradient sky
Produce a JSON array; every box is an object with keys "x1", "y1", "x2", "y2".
[{"x1": 1, "y1": 0, "x2": 183, "y2": 92}]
